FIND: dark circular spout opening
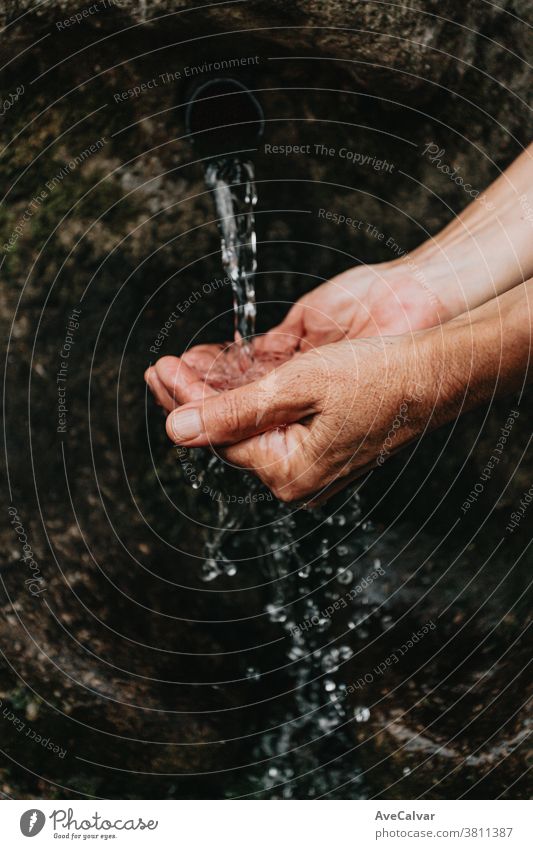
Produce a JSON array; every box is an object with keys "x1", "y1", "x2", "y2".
[{"x1": 184, "y1": 78, "x2": 265, "y2": 158}]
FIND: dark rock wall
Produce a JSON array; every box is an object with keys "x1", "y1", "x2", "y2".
[{"x1": 0, "y1": 1, "x2": 531, "y2": 798}]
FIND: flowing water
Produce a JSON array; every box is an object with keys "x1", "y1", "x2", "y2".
[
  {"x1": 205, "y1": 157, "x2": 258, "y2": 367},
  {"x1": 170, "y1": 153, "x2": 530, "y2": 799},
  {"x1": 178, "y1": 155, "x2": 381, "y2": 797}
]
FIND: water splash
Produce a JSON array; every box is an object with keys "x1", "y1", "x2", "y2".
[{"x1": 183, "y1": 155, "x2": 377, "y2": 798}]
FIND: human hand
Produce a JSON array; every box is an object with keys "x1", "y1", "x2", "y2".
[
  {"x1": 144, "y1": 256, "x2": 446, "y2": 414},
  {"x1": 147, "y1": 279, "x2": 533, "y2": 503},
  {"x1": 148, "y1": 138, "x2": 533, "y2": 411},
  {"x1": 254, "y1": 258, "x2": 447, "y2": 357},
  {"x1": 151, "y1": 333, "x2": 431, "y2": 504}
]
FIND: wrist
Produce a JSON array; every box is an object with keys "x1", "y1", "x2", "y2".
[
  {"x1": 396, "y1": 240, "x2": 482, "y2": 322},
  {"x1": 377, "y1": 253, "x2": 458, "y2": 328},
  {"x1": 405, "y1": 213, "x2": 533, "y2": 321},
  {"x1": 416, "y1": 280, "x2": 532, "y2": 430}
]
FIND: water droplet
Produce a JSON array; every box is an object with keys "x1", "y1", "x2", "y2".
[
  {"x1": 338, "y1": 646, "x2": 353, "y2": 661},
  {"x1": 202, "y1": 558, "x2": 221, "y2": 582},
  {"x1": 354, "y1": 706, "x2": 370, "y2": 723},
  {"x1": 266, "y1": 603, "x2": 287, "y2": 623},
  {"x1": 337, "y1": 567, "x2": 353, "y2": 585}
]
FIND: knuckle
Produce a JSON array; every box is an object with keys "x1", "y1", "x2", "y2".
[
  {"x1": 270, "y1": 484, "x2": 289, "y2": 502},
  {"x1": 273, "y1": 481, "x2": 302, "y2": 503},
  {"x1": 278, "y1": 489, "x2": 297, "y2": 504},
  {"x1": 287, "y1": 467, "x2": 324, "y2": 503},
  {"x1": 268, "y1": 448, "x2": 321, "y2": 503},
  {"x1": 256, "y1": 467, "x2": 275, "y2": 491}
]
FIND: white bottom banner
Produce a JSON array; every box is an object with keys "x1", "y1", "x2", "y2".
[{"x1": 0, "y1": 799, "x2": 531, "y2": 848}]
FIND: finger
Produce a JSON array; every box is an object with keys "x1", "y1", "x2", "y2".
[
  {"x1": 166, "y1": 359, "x2": 320, "y2": 448},
  {"x1": 144, "y1": 367, "x2": 178, "y2": 412},
  {"x1": 298, "y1": 433, "x2": 419, "y2": 508},
  {"x1": 302, "y1": 462, "x2": 375, "y2": 507},
  {"x1": 254, "y1": 302, "x2": 305, "y2": 355},
  {"x1": 155, "y1": 356, "x2": 218, "y2": 405},
  {"x1": 183, "y1": 343, "x2": 246, "y2": 390},
  {"x1": 220, "y1": 423, "x2": 316, "y2": 502},
  {"x1": 181, "y1": 343, "x2": 226, "y2": 374},
  {"x1": 221, "y1": 422, "x2": 377, "y2": 505},
  {"x1": 254, "y1": 326, "x2": 301, "y2": 356}
]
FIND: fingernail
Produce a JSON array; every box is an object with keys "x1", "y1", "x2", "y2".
[{"x1": 169, "y1": 408, "x2": 202, "y2": 442}]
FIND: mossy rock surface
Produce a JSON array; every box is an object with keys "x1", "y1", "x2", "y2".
[{"x1": 0, "y1": 0, "x2": 531, "y2": 798}]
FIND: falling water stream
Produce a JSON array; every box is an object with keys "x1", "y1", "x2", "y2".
[
  {"x1": 205, "y1": 157, "x2": 257, "y2": 359},
  {"x1": 170, "y1": 144, "x2": 530, "y2": 799},
  {"x1": 176, "y1": 154, "x2": 380, "y2": 797}
]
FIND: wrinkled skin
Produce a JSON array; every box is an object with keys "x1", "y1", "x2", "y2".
[{"x1": 145, "y1": 261, "x2": 442, "y2": 502}]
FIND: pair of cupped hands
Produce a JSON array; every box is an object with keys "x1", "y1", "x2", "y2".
[{"x1": 145, "y1": 260, "x2": 446, "y2": 504}]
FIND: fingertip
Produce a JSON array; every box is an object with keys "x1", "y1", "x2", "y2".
[
  {"x1": 144, "y1": 370, "x2": 176, "y2": 412},
  {"x1": 166, "y1": 405, "x2": 205, "y2": 445},
  {"x1": 154, "y1": 355, "x2": 182, "y2": 385},
  {"x1": 181, "y1": 344, "x2": 225, "y2": 371},
  {"x1": 154, "y1": 356, "x2": 202, "y2": 401},
  {"x1": 256, "y1": 328, "x2": 300, "y2": 356}
]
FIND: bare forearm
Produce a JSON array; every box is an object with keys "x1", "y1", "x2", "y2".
[
  {"x1": 408, "y1": 144, "x2": 533, "y2": 319},
  {"x1": 417, "y1": 279, "x2": 533, "y2": 432}
]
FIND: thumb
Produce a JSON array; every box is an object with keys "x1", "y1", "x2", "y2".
[{"x1": 166, "y1": 360, "x2": 319, "y2": 447}]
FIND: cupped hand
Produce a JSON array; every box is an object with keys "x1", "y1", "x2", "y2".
[
  {"x1": 254, "y1": 259, "x2": 446, "y2": 357},
  {"x1": 146, "y1": 333, "x2": 433, "y2": 504},
  {"x1": 145, "y1": 258, "x2": 445, "y2": 416}
]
